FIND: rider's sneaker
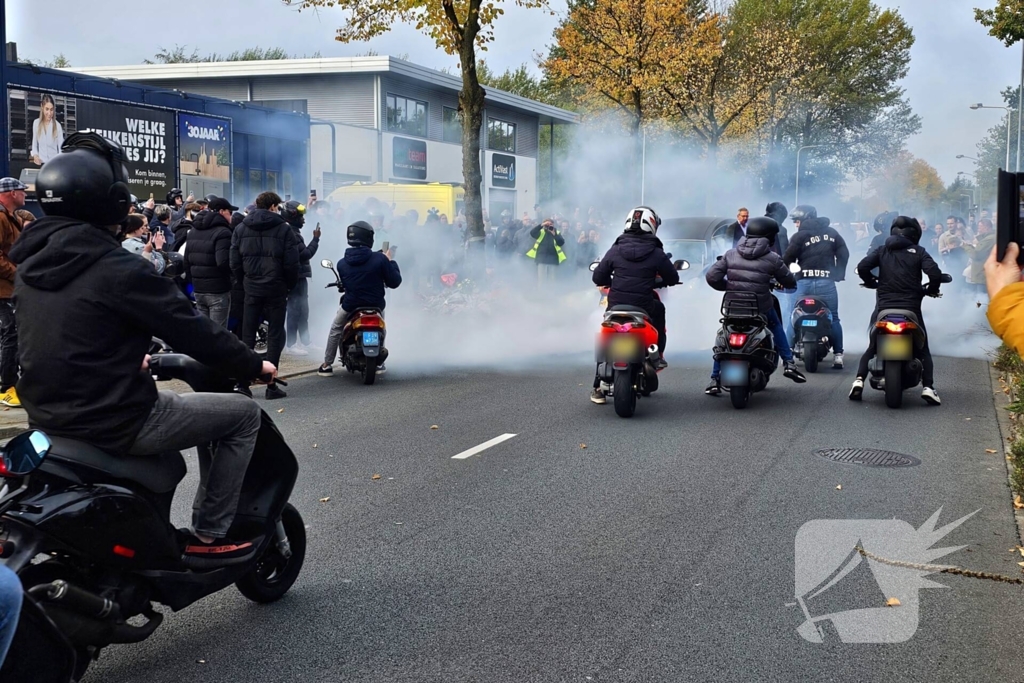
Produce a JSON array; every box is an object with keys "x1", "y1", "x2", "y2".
[
  {"x1": 832, "y1": 353, "x2": 844, "y2": 370},
  {"x1": 922, "y1": 386, "x2": 941, "y2": 406},
  {"x1": 705, "y1": 377, "x2": 722, "y2": 396},
  {"x1": 181, "y1": 534, "x2": 259, "y2": 568},
  {"x1": 317, "y1": 363, "x2": 333, "y2": 376},
  {"x1": 0, "y1": 387, "x2": 20, "y2": 408},
  {"x1": 376, "y1": 362, "x2": 387, "y2": 375},
  {"x1": 590, "y1": 388, "x2": 607, "y2": 404},
  {"x1": 265, "y1": 383, "x2": 287, "y2": 400},
  {"x1": 654, "y1": 358, "x2": 669, "y2": 371},
  {"x1": 849, "y1": 377, "x2": 864, "y2": 401},
  {"x1": 783, "y1": 361, "x2": 807, "y2": 383}
]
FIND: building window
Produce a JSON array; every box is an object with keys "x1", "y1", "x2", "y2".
[
  {"x1": 251, "y1": 99, "x2": 308, "y2": 114},
  {"x1": 386, "y1": 94, "x2": 428, "y2": 138},
  {"x1": 443, "y1": 106, "x2": 462, "y2": 144},
  {"x1": 487, "y1": 117, "x2": 516, "y2": 153}
]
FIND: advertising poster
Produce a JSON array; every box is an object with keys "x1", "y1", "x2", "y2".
[
  {"x1": 178, "y1": 113, "x2": 231, "y2": 182},
  {"x1": 7, "y1": 87, "x2": 177, "y2": 200},
  {"x1": 491, "y1": 153, "x2": 516, "y2": 189},
  {"x1": 392, "y1": 136, "x2": 427, "y2": 180}
]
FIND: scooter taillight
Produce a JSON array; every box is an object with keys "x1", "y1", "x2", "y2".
[
  {"x1": 601, "y1": 321, "x2": 646, "y2": 332},
  {"x1": 876, "y1": 320, "x2": 915, "y2": 333},
  {"x1": 728, "y1": 333, "x2": 748, "y2": 348},
  {"x1": 352, "y1": 316, "x2": 384, "y2": 330}
]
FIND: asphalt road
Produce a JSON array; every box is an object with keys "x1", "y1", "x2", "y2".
[{"x1": 84, "y1": 354, "x2": 1024, "y2": 683}]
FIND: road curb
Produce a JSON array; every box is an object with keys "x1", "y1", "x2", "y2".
[{"x1": 989, "y1": 361, "x2": 1024, "y2": 547}]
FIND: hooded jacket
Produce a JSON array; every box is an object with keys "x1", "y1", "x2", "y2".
[
  {"x1": 856, "y1": 235, "x2": 943, "y2": 310},
  {"x1": 184, "y1": 212, "x2": 233, "y2": 293},
  {"x1": 765, "y1": 202, "x2": 790, "y2": 255},
  {"x1": 783, "y1": 217, "x2": 850, "y2": 281},
  {"x1": 337, "y1": 246, "x2": 402, "y2": 312},
  {"x1": 10, "y1": 217, "x2": 263, "y2": 454},
  {"x1": 290, "y1": 224, "x2": 320, "y2": 280},
  {"x1": 592, "y1": 232, "x2": 678, "y2": 309},
  {"x1": 706, "y1": 236, "x2": 796, "y2": 313},
  {"x1": 230, "y1": 209, "x2": 300, "y2": 298}
]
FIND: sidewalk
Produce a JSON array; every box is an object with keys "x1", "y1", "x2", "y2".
[{"x1": 0, "y1": 353, "x2": 322, "y2": 439}]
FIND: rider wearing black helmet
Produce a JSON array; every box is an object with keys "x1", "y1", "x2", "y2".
[
  {"x1": 318, "y1": 221, "x2": 402, "y2": 376},
  {"x1": 705, "y1": 216, "x2": 807, "y2": 395},
  {"x1": 850, "y1": 216, "x2": 945, "y2": 405},
  {"x1": 11, "y1": 132, "x2": 275, "y2": 565}
]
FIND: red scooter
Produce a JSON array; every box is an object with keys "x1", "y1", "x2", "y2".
[{"x1": 321, "y1": 259, "x2": 388, "y2": 385}]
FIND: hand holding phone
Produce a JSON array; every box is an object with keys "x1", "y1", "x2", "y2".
[
  {"x1": 313, "y1": 223, "x2": 322, "y2": 240},
  {"x1": 381, "y1": 241, "x2": 390, "y2": 253}
]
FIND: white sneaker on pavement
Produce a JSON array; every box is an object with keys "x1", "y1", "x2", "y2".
[
  {"x1": 284, "y1": 345, "x2": 309, "y2": 357},
  {"x1": 922, "y1": 386, "x2": 941, "y2": 406}
]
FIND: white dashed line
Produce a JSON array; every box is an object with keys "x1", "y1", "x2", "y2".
[{"x1": 451, "y1": 433, "x2": 518, "y2": 460}]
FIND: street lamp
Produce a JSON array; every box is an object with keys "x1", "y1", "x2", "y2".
[
  {"x1": 958, "y1": 169, "x2": 982, "y2": 209},
  {"x1": 970, "y1": 103, "x2": 1014, "y2": 170},
  {"x1": 795, "y1": 144, "x2": 823, "y2": 208},
  {"x1": 956, "y1": 154, "x2": 978, "y2": 161}
]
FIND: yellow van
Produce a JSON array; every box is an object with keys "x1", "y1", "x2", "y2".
[{"x1": 327, "y1": 182, "x2": 465, "y2": 224}]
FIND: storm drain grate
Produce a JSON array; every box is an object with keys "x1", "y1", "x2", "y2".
[{"x1": 815, "y1": 448, "x2": 921, "y2": 468}]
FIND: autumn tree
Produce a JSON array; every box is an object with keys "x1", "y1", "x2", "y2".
[
  {"x1": 868, "y1": 153, "x2": 946, "y2": 216},
  {"x1": 975, "y1": 0, "x2": 1024, "y2": 46},
  {"x1": 284, "y1": 0, "x2": 546, "y2": 250}
]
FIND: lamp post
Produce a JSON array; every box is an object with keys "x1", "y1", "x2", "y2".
[
  {"x1": 970, "y1": 103, "x2": 1014, "y2": 170},
  {"x1": 795, "y1": 144, "x2": 822, "y2": 208},
  {"x1": 958, "y1": 168, "x2": 982, "y2": 210}
]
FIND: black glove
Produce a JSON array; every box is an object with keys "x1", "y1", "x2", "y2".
[
  {"x1": 860, "y1": 278, "x2": 879, "y2": 290},
  {"x1": 926, "y1": 282, "x2": 942, "y2": 298}
]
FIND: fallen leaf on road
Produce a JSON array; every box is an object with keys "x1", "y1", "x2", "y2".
[
  {"x1": 885, "y1": 597, "x2": 901, "y2": 607},
  {"x1": 197, "y1": 659, "x2": 206, "y2": 664},
  {"x1": 1018, "y1": 561, "x2": 1024, "y2": 569},
  {"x1": 965, "y1": 417, "x2": 972, "y2": 421},
  {"x1": 1014, "y1": 495, "x2": 1024, "y2": 510},
  {"x1": 394, "y1": 521, "x2": 403, "y2": 525},
  {"x1": 430, "y1": 425, "x2": 439, "y2": 430},
  {"x1": 836, "y1": 485, "x2": 842, "y2": 490},
  {"x1": 371, "y1": 474, "x2": 382, "y2": 480},
  {"x1": 313, "y1": 444, "x2": 318, "y2": 449},
  {"x1": 277, "y1": 408, "x2": 285, "y2": 414},
  {"x1": 319, "y1": 496, "x2": 330, "y2": 503},
  {"x1": 986, "y1": 449, "x2": 997, "y2": 454},
  {"x1": 580, "y1": 444, "x2": 587, "y2": 449}
]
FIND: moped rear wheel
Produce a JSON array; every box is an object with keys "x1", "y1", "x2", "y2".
[
  {"x1": 804, "y1": 347, "x2": 818, "y2": 373},
  {"x1": 362, "y1": 357, "x2": 378, "y2": 385},
  {"x1": 613, "y1": 368, "x2": 637, "y2": 418},
  {"x1": 884, "y1": 360, "x2": 903, "y2": 409},
  {"x1": 236, "y1": 504, "x2": 307, "y2": 603},
  {"x1": 730, "y1": 386, "x2": 750, "y2": 409}
]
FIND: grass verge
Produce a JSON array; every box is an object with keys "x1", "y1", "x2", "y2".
[{"x1": 995, "y1": 344, "x2": 1024, "y2": 494}]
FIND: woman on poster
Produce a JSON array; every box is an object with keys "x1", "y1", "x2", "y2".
[{"x1": 30, "y1": 94, "x2": 65, "y2": 165}]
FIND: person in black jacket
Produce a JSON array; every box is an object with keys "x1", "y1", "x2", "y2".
[
  {"x1": 185, "y1": 197, "x2": 236, "y2": 327},
  {"x1": 526, "y1": 218, "x2": 567, "y2": 281},
  {"x1": 704, "y1": 216, "x2": 806, "y2": 395},
  {"x1": 723, "y1": 207, "x2": 751, "y2": 249},
  {"x1": 765, "y1": 201, "x2": 790, "y2": 256},
  {"x1": 231, "y1": 191, "x2": 300, "y2": 400},
  {"x1": 783, "y1": 205, "x2": 850, "y2": 368},
  {"x1": 12, "y1": 133, "x2": 276, "y2": 565},
  {"x1": 318, "y1": 221, "x2": 402, "y2": 376},
  {"x1": 590, "y1": 206, "x2": 678, "y2": 404},
  {"x1": 849, "y1": 216, "x2": 945, "y2": 405},
  {"x1": 281, "y1": 200, "x2": 321, "y2": 356}
]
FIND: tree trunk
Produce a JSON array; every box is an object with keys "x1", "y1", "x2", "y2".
[
  {"x1": 458, "y1": 37, "x2": 486, "y2": 274},
  {"x1": 704, "y1": 130, "x2": 719, "y2": 214}
]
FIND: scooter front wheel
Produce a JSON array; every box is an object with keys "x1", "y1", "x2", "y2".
[{"x1": 235, "y1": 503, "x2": 307, "y2": 603}]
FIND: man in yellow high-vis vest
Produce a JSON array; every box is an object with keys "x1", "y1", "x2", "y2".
[{"x1": 525, "y1": 218, "x2": 567, "y2": 283}]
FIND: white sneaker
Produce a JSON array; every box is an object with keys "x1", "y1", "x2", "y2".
[
  {"x1": 922, "y1": 386, "x2": 941, "y2": 406},
  {"x1": 284, "y1": 345, "x2": 309, "y2": 357},
  {"x1": 832, "y1": 353, "x2": 844, "y2": 369},
  {"x1": 849, "y1": 377, "x2": 864, "y2": 401}
]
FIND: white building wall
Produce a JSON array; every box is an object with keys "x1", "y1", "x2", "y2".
[{"x1": 310, "y1": 122, "x2": 377, "y2": 195}]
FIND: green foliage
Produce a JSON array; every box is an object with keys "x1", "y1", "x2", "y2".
[
  {"x1": 975, "y1": 0, "x2": 1024, "y2": 46},
  {"x1": 144, "y1": 45, "x2": 320, "y2": 64}
]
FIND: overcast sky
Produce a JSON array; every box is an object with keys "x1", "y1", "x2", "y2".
[{"x1": 6, "y1": 0, "x2": 1018, "y2": 185}]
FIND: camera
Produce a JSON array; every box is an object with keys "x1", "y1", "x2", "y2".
[{"x1": 997, "y1": 169, "x2": 1024, "y2": 262}]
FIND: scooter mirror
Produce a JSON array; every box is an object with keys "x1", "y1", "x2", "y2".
[
  {"x1": 789, "y1": 263, "x2": 801, "y2": 273},
  {"x1": 674, "y1": 260, "x2": 690, "y2": 271},
  {"x1": 589, "y1": 261, "x2": 600, "y2": 272},
  {"x1": 321, "y1": 259, "x2": 334, "y2": 270},
  {"x1": 1, "y1": 430, "x2": 51, "y2": 477}
]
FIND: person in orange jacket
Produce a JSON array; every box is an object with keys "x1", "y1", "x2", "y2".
[{"x1": 987, "y1": 243, "x2": 1024, "y2": 354}]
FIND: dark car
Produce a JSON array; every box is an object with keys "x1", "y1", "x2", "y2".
[{"x1": 657, "y1": 217, "x2": 733, "y2": 283}]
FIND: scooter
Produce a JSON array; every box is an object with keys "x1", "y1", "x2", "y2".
[
  {"x1": 790, "y1": 296, "x2": 834, "y2": 373},
  {"x1": 321, "y1": 259, "x2": 388, "y2": 385},
  {"x1": 864, "y1": 273, "x2": 953, "y2": 408},
  {"x1": 0, "y1": 354, "x2": 306, "y2": 683},
  {"x1": 589, "y1": 258, "x2": 689, "y2": 418},
  {"x1": 713, "y1": 290, "x2": 781, "y2": 409}
]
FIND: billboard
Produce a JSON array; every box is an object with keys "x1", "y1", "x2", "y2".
[
  {"x1": 392, "y1": 136, "x2": 427, "y2": 180},
  {"x1": 491, "y1": 153, "x2": 516, "y2": 189},
  {"x1": 7, "y1": 87, "x2": 177, "y2": 200},
  {"x1": 178, "y1": 113, "x2": 231, "y2": 182}
]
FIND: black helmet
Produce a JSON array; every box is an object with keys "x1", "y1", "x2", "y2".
[
  {"x1": 765, "y1": 202, "x2": 788, "y2": 224},
  {"x1": 790, "y1": 205, "x2": 817, "y2": 222},
  {"x1": 203, "y1": 193, "x2": 218, "y2": 204},
  {"x1": 745, "y1": 216, "x2": 780, "y2": 246},
  {"x1": 281, "y1": 200, "x2": 306, "y2": 228},
  {"x1": 873, "y1": 211, "x2": 898, "y2": 233},
  {"x1": 347, "y1": 220, "x2": 374, "y2": 248},
  {"x1": 890, "y1": 215, "x2": 922, "y2": 245},
  {"x1": 36, "y1": 132, "x2": 132, "y2": 226},
  {"x1": 166, "y1": 188, "x2": 183, "y2": 205}
]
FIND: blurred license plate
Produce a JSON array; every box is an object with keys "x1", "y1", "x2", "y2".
[
  {"x1": 801, "y1": 319, "x2": 818, "y2": 327},
  {"x1": 722, "y1": 361, "x2": 749, "y2": 386},
  {"x1": 879, "y1": 334, "x2": 912, "y2": 360},
  {"x1": 610, "y1": 336, "x2": 637, "y2": 359},
  {"x1": 362, "y1": 331, "x2": 380, "y2": 346}
]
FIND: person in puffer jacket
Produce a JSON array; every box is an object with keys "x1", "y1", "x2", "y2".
[
  {"x1": 704, "y1": 216, "x2": 806, "y2": 395},
  {"x1": 280, "y1": 200, "x2": 321, "y2": 356}
]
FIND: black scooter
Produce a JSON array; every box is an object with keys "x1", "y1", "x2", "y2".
[
  {"x1": 713, "y1": 291, "x2": 781, "y2": 409},
  {"x1": 790, "y1": 296, "x2": 835, "y2": 373},
  {"x1": 0, "y1": 354, "x2": 306, "y2": 682}
]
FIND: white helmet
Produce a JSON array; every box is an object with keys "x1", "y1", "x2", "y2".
[{"x1": 624, "y1": 206, "x2": 661, "y2": 235}]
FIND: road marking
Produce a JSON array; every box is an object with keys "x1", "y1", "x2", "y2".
[{"x1": 451, "y1": 433, "x2": 518, "y2": 460}]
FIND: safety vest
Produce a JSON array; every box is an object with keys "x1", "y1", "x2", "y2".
[{"x1": 526, "y1": 230, "x2": 567, "y2": 264}]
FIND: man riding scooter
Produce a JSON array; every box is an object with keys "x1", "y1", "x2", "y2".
[{"x1": 590, "y1": 206, "x2": 679, "y2": 404}]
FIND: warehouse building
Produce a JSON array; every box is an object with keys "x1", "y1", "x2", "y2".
[{"x1": 78, "y1": 56, "x2": 579, "y2": 220}]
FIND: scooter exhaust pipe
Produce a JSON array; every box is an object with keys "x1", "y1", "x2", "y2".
[
  {"x1": 647, "y1": 344, "x2": 659, "y2": 355},
  {"x1": 29, "y1": 580, "x2": 119, "y2": 620}
]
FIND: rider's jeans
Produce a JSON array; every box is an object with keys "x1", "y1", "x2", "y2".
[
  {"x1": 712, "y1": 307, "x2": 793, "y2": 377},
  {"x1": 793, "y1": 278, "x2": 843, "y2": 353},
  {"x1": 0, "y1": 564, "x2": 22, "y2": 667},
  {"x1": 128, "y1": 391, "x2": 261, "y2": 538}
]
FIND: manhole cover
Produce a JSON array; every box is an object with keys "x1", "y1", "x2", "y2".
[{"x1": 815, "y1": 448, "x2": 921, "y2": 467}]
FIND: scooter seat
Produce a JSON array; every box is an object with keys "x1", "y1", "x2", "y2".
[
  {"x1": 44, "y1": 436, "x2": 187, "y2": 494},
  {"x1": 876, "y1": 309, "x2": 921, "y2": 325}
]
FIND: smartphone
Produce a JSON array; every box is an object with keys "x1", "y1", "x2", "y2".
[
  {"x1": 149, "y1": 193, "x2": 154, "y2": 201},
  {"x1": 996, "y1": 169, "x2": 1023, "y2": 262},
  {"x1": 381, "y1": 241, "x2": 390, "y2": 253},
  {"x1": 311, "y1": 189, "x2": 317, "y2": 199}
]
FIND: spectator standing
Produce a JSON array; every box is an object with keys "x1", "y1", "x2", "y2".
[
  {"x1": 725, "y1": 207, "x2": 751, "y2": 248},
  {"x1": 231, "y1": 192, "x2": 299, "y2": 400},
  {"x1": 0, "y1": 179, "x2": 24, "y2": 408},
  {"x1": 121, "y1": 214, "x2": 166, "y2": 273},
  {"x1": 526, "y1": 218, "x2": 567, "y2": 282},
  {"x1": 186, "y1": 197, "x2": 237, "y2": 327},
  {"x1": 282, "y1": 200, "x2": 321, "y2": 355},
  {"x1": 966, "y1": 218, "x2": 996, "y2": 296},
  {"x1": 151, "y1": 204, "x2": 174, "y2": 249}
]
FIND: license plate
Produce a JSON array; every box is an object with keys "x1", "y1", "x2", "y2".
[
  {"x1": 722, "y1": 361, "x2": 749, "y2": 386},
  {"x1": 879, "y1": 334, "x2": 912, "y2": 360},
  {"x1": 362, "y1": 331, "x2": 380, "y2": 346},
  {"x1": 609, "y1": 335, "x2": 638, "y2": 360},
  {"x1": 801, "y1": 319, "x2": 818, "y2": 327}
]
